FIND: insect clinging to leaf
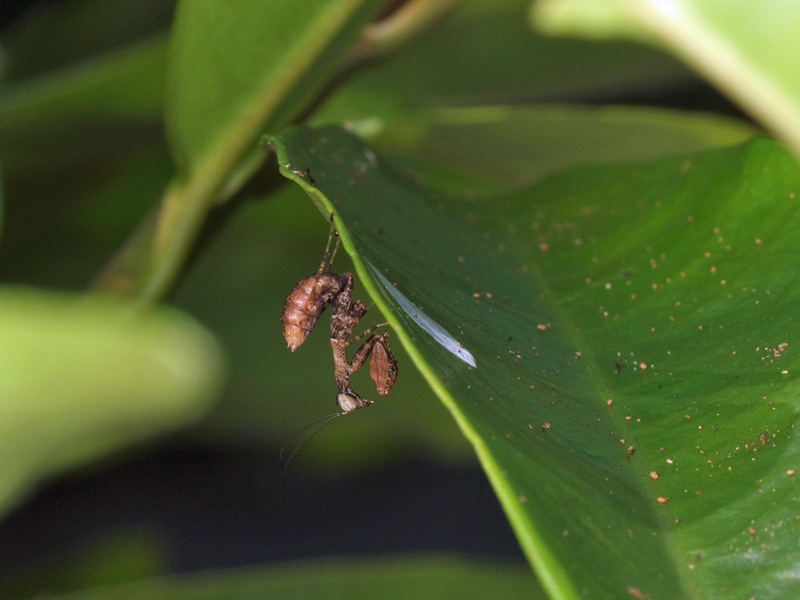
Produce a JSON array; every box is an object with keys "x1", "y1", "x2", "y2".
[
  {"x1": 279, "y1": 216, "x2": 399, "y2": 466},
  {"x1": 281, "y1": 215, "x2": 399, "y2": 413}
]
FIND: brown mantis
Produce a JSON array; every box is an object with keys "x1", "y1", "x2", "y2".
[
  {"x1": 278, "y1": 216, "x2": 398, "y2": 466},
  {"x1": 281, "y1": 216, "x2": 398, "y2": 415}
]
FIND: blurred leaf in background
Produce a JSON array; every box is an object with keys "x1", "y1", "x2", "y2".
[
  {"x1": 534, "y1": 0, "x2": 800, "y2": 155},
  {"x1": 0, "y1": 288, "x2": 224, "y2": 514},
  {"x1": 44, "y1": 556, "x2": 541, "y2": 600}
]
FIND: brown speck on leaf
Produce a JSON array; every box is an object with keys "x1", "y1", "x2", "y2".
[
  {"x1": 788, "y1": 469, "x2": 795, "y2": 476},
  {"x1": 649, "y1": 471, "x2": 659, "y2": 480},
  {"x1": 749, "y1": 527, "x2": 757, "y2": 535},
  {"x1": 627, "y1": 446, "x2": 635, "y2": 457},
  {"x1": 628, "y1": 587, "x2": 650, "y2": 600},
  {"x1": 542, "y1": 422, "x2": 551, "y2": 431},
  {"x1": 607, "y1": 399, "x2": 614, "y2": 406},
  {"x1": 657, "y1": 496, "x2": 669, "y2": 504},
  {"x1": 537, "y1": 324, "x2": 548, "y2": 331}
]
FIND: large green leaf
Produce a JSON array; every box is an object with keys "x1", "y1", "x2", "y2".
[
  {"x1": 267, "y1": 125, "x2": 800, "y2": 599},
  {"x1": 0, "y1": 288, "x2": 224, "y2": 515},
  {"x1": 45, "y1": 555, "x2": 540, "y2": 600},
  {"x1": 533, "y1": 0, "x2": 800, "y2": 158},
  {"x1": 186, "y1": 105, "x2": 755, "y2": 471}
]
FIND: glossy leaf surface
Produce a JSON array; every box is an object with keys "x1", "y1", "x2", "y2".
[{"x1": 267, "y1": 125, "x2": 800, "y2": 599}]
